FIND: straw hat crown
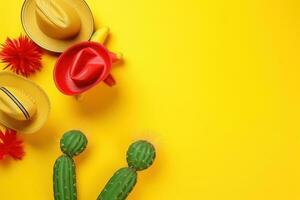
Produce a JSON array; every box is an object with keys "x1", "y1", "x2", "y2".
[
  {"x1": 35, "y1": 0, "x2": 81, "y2": 39},
  {"x1": 0, "y1": 87, "x2": 37, "y2": 121}
]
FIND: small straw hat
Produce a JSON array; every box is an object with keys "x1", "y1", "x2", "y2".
[
  {"x1": 0, "y1": 72, "x2": 50, "y2": 134},
  {"x1": 21, "y1": 0, "x2": 94, "y2": 53}
]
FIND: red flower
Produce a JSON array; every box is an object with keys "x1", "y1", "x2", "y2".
[
  {"x1": 0, "y1": 129, "x2": 25, "y2": 160},
  {"x1": 0, "y1": 35, "x2": 43, "y2": 77}
]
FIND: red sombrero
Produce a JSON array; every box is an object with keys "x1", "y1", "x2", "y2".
[{"x1": 54, "y1": 41, "x2": 119, "y2": 95}]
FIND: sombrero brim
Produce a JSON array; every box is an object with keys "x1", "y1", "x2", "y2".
[
  {"x1": 54, "y1": 41, "x2": 112, "y2": 95},
  {"x1": 0, "y1": 72, "x2": 50, "y2": 134},
  {"x1": 21, "y1": 0, "x2": 94, "y2": 53}
]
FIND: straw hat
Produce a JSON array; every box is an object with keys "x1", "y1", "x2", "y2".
[
  {"x1": 21, "y1": 0, "x2": 94, "y2": 53},
  {"x1": 54, "y1": 41, "x2": 118, "y2": 95},
  {"x1": 0, "y1": 72, "x2": 50, "y2": 134}
]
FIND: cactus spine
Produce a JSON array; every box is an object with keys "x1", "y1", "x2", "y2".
[
  {"x1": 97, "y1": 140, "x2": 156, "y2": 200},
  {"x1": 53, "y1": 130, "x2": 88, "y2": 200}
]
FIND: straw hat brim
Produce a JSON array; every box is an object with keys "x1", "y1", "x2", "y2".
[
  {"x1": 21, "y1": 0, "x2": 94, "y2": 53},
  {"x1": 0, "y1": 72, "x2": 50, "y2": 134}
]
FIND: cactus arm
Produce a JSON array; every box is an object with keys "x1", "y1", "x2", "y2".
[
  {"x1": 97, "y1": 168, "x2": 137, "y2": 200},
  {"x1": 56, "y1": 136, "x2": 156, "y2": 200},
  {"x1": 119, "y1": 169, "x2": 137, "y2": 199},
  {"x1": 97, "y1": 140, "x2": 156, "y2": 200},
  {"x1": 53, "y1": 155, "x2": 77, "y2": 200}
]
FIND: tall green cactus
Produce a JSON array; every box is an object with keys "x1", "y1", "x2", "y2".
[
  {"x1": 97, "y1": 140, "x2": 156, "y2": 200},
  {"x1": 53, "y1": 130, "x2": 88, "y2": 200},
  {"x1": 53, "y1": 155, "x2": 77, "y2": 200}
]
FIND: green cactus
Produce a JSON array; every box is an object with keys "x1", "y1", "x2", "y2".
[
  {"x1": 97, "y1": 168, "x2": 137, "y2": 200},
  {"x1": 60, "y1": 130, "x2": 88, "y2": 157},
  {"x1": 97, "y1": 140, "x2": 156, "y2": 200},
  {"x1": 127, "y1": 140, "x2": 156, "y2": 171},
  {"x1": 53, "y1": 155, "x2": 77, "y2": 200},
  {"x1": 53, "y1": 130, "x2": 88, "y2": 200}
]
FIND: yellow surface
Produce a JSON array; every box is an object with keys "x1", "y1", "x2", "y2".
[{"x1": 0, "y1": 0, "x2": 300, "y2": 199}]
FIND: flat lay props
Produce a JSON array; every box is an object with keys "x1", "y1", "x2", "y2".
[
  {"x1": 0, "y1": 126, "x2": 25, "y2": 160},
  {"x1": 54, "y1": 41, "x2": 120, "y2": 96},
  {"x1": 2, "y1": 0, "x2": 299, "y2": 200},
  {"x1": 53, "y1": 130, "x2": 88, "y2": 200},
  {"x1": 53, "y1": 26, "x2": 121, "y2": 96},
  {"x1": 0, "y1": 35, "x2": 43, "y2": 77},
  {"x1": 0, "y1": 72, "x2": 50, "y2": 134},
  {"x1": 2, "y1": 0, "x2": 155, "y2": 199},
  {"x1": 97, "y1": 140, "x2": 156, "y2": 200},
  {"x1": 21, "y1": 0, "x2": 94, "y2": 53},
  {"x1": 53, "y1": 131, "x2": 155, "y2": 200}
]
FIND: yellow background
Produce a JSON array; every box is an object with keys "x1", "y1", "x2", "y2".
[{"x1": 0, "y1": 0, "x2": 300, "y2": 199}]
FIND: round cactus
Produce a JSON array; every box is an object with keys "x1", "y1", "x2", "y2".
[
  {"x1": 126, "y1": 140, "x2": 156, "y2": 171},
  {"x1": 60, "y1": 130, "x2": 88, "y2": 157}
]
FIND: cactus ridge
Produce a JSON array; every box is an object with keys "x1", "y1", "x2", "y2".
[
  {"x1": 126, "y1": 140, "x2": 156, "y2": 171},
  {"x1": 53, "y1": 155, "x2": 77, "y2": 200},
  {"x1": 60, "y1": 130, "x2": 88, "y2": 157},
  {"x1": 97, "y1": 167, "x2": 137, "y2": 200}
]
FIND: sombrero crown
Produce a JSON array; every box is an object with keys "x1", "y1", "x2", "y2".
[{"x1": 35, "y1": 0, "x2": 81, "y2": 40}]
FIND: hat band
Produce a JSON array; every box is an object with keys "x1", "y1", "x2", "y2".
[{"x1": 0, "y1": 87, "x2": 30, "y2": 120}]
